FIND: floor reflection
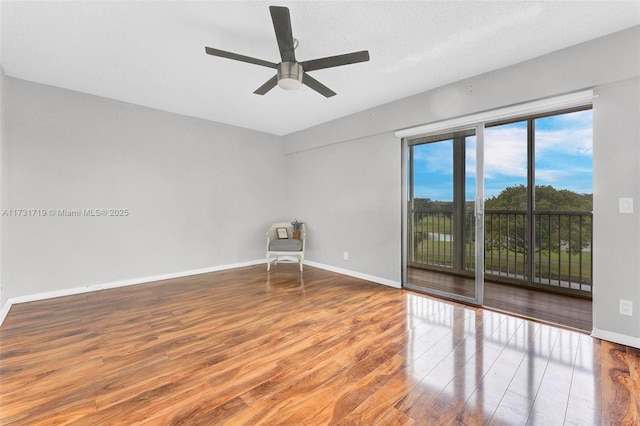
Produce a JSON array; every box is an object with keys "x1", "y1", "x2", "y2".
[
  {"x1": 402, "y1": 291, "x2": 602, "y2": 424},
  {"x1": 266, "y1": 264, "x2": 306, "y2": 298},
  {"x1": 407, "y1": 267, "x2": 592, "y2": 331}
]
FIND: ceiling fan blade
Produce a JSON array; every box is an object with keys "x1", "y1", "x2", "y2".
[
  {"x1": 205, "y1": 46, "x2": 278, "y2": 69},
  {"x1": 301, "y1": 50, "x2": 370, "y2": 72},
  {"x1": 254, "y1": 75, "x2": 278, "y2": 95},
  {"x1": 269, "y1": 6, "x2": 296, "y2": 63},
  {"x1": 302, "y1": 74, "x2": 336, "y2": 98}
]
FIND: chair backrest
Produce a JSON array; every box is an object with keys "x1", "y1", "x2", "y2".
[
  {"x1": 267, "y1": 222, "x2": 306, "y2": 244},
  {"x1": 298, "y1": 223, "x2": 306, "y2": 248}
]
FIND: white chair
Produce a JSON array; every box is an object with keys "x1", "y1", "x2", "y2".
[{"x1": 266, "y1": 222, "x2": 306, "y2": 271}]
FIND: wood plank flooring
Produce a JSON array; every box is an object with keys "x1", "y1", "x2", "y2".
[
  {"x1": 407, "y1": 267, "x2": 592, "y2": 331},
  {"x1": 0, "y1": 265, "x2": 637, "y2": 425}
]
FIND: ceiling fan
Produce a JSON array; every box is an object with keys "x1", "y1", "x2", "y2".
[{"x1": 204, "y1": 5, "x2": 370, "y2": 98}]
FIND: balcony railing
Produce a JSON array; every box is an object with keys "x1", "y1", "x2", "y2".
[{"x1": 409, "y1": 209, "x2": 593, "y2": 293}]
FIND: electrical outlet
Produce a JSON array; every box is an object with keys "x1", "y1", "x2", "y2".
[
  {"x1": 619, "y1": 299, "x2": 633, "y2": 316},
  {"x1": 343, "y1": 252, "x2": 349, "y2": 261}
]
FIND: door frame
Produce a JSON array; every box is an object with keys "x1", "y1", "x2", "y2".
[{"x1": 402, "y1": 124, "x2": 485, "y2": 306}]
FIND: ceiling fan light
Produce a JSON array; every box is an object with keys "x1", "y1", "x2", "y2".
[
  {"x1": 277, "y1": 62, "x2": 303, "y2": 90},
  {"x1": 278, "y1": 77, "x2": 302, "y2": 90}
]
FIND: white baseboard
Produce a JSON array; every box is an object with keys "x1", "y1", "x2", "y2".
[
  {"x1": 304, "y1": 260, "x2": 401, "y2": 289},
  {"x1": 0, "y1": 298, "x2": 11, "y2": 327},
  {"x1": 591, "y1": 327, "x2": 640, "y2": 349},
  {"x1": 0, "y1": 259, "x2": 265, "y2": 328}
]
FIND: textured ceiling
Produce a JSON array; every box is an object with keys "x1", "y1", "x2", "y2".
[{"x1": 1, "y1": 1, "x2": 639, "y2": 135}]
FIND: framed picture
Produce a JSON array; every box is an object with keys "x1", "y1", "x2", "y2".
[{"x1": 276, "y1": 227, "x2": 288, "y2": 239}]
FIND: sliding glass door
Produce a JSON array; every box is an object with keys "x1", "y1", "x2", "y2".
[
  {"x1": 402, "y1": 106, "x2": 592, "y2": 308},
  {"x1": 404, "y1": 126, "x2": 484, "y2": 304}
]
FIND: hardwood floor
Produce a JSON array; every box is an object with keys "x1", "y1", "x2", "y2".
[
  {"x1": 407, "y1": 267, "x2": 593, "y2": 331},
  {"x1": 0, "y1": 264, "x2": 637, "y2": 425}
]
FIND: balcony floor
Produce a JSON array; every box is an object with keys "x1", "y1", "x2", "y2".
[{"x1": 407, "y1": 267, "x2": 592, "y2": 332}]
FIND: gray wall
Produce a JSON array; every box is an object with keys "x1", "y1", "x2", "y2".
[
  {"x1": 285, "y1": 26, "x2": 640, "y2": 344},
  {"x1": 286, "y1": 132, "x2": 401, "y2": 284},
  {"x1": 0, "y1": 66, "x2": 6, "y2": 309},
  {"x1": 593, "y1": 77, "x2": 640, "y2": 340},
  {"x1": 4, "y1": 78, "x2": 285, "y2": 298}
]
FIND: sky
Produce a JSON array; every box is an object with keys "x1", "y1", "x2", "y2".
[{"x1": 412, "y1": 109, "x2": 593, "y2": 201}]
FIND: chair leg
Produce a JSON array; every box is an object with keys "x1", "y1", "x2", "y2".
[{"x1": 267, "y1": 254, "x2": 271, "y2": 271}]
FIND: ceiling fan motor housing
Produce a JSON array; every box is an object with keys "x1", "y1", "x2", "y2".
[{"x1": 277, "y1": 62, "x2": 303, "y2": 90}]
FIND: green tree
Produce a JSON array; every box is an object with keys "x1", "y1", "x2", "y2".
[
  {"x1": 412, "y1": 198, "x2": 434, "y2": 210},
  {"x1": 412, "y1": 198, "x2": 453, "y2": 212},
  {"x1": 485, "y1": 184, "x2": 592, "y2": 211},
  {"x1": 485, "y1": 185, "x2": 592, "y2": 255}
]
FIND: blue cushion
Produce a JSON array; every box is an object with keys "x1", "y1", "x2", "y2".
[{"x1": 270, "y1": 239, "x2": 303, "y2": 251}]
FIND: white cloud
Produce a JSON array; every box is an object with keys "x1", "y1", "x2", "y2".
[
  {"x1": 535, "y1": 127, "x2": 593, "y2": 156},
  {"x1": 535, "y1": 109, "x2": 593, "y2": 155},
  {"x1": 482, "y1": 126, "x2": 528, "y2": 179},
  {"x1": 413, "y1": 140, "x2": 453, "y2": 173}
]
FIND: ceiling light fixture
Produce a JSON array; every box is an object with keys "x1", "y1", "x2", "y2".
[{"x1": 277, "y1": 62, "x2": 303, "y2": 90}]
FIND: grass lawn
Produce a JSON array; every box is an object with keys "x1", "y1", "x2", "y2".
[{"x1": 412, "y1": 239, "x2": 592, "y2": 285}]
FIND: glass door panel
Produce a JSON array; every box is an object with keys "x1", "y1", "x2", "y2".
[
  {"x1": 482, "y1": 108, "x2": 593, "y2": 296},
  {"x1": 484, "y1": 121, "x2": 528, "y2": 282},
  {"x1": 410, "y1": 139, "x2": 454, "y2": 269},
  {"x1": 533, "y1": 109, "x2": 593, "y2": 291},
  {"x1": 406, "y1": 128, "x2": 480, "y2": 303}
]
